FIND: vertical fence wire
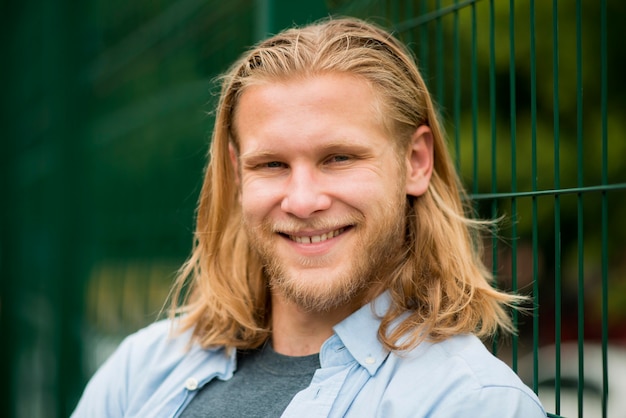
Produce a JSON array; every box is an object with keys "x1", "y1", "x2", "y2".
[
  {"x1": 488, "y1": 0, "x2": 499, "y2": 356},
  {"x1": 508, "y1": 0, "x2": 519, "y2": 373},
  {"x1": 551, "y1": 0, "x2": 562, "y2": 413},
  {"x1": 435, "y1": 0, "x2": 444, "y2": 106},
  {"x1": 529, "y1": 0, "x2": 540, "y2": 396},
  {"x1": 600, "y1": 1, "x2": 609, "y2": 416},
  {"x1": 471, "y1": 2, "x2": 478, "y2": 195},
  {"x1": 575, "y1": 0, "x2": 585, "y2": 416},
  {"x1": 419, "y1": 1, "x2": 429, "y2": 83},
  {"x1": 453, "y1": 0, "x2": 461, "y2": 171}
]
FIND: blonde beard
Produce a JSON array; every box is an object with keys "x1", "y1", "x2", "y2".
[{"x1": 245, "y1": 198, "x2": 407, "y2": 313}]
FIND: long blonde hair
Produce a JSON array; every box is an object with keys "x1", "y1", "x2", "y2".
[{"x1": 168, "y1": 17, "x2": 524, "y2": 351}]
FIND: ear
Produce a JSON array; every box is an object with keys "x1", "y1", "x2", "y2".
[
  {"x1": 405, "y1": 125, "x2": 434, "y2": 197},
  {"x1": 229, "y1": 143, "x2": 241, "y2": 187}
]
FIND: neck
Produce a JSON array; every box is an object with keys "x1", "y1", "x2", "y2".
[{"x1": 270, "y1": 292, "x2": 357, "y2": 356}]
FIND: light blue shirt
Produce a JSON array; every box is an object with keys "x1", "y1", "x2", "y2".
[{"x1": 72, "y1": 293, "x2": 546, "y2": 417}]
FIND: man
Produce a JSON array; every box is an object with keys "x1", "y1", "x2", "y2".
[{"x1": 73, "y1": 17, "x2": 546, "y2": 417}]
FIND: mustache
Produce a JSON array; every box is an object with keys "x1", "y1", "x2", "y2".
[{"x1": 264, "y1": 215, "x2": 365, "y2": 234}]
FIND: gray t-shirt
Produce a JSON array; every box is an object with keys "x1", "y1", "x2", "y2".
[{"x1": 180, "y1": 343, "x2": 320, "y2": 417}]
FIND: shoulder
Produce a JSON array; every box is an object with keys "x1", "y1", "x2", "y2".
[
  {"x1": 119, "y1": 319, "x2": 196, "y2": 369},
  {"x1": 72, "y1": 319, "x2": 225, "y2": 417},
  {"x1": 379, "y1": 335, "x2": 546, "y2": 417},
  {"x1": 420, "y1": 334, "x2": 521, "y2": 386},
  {"x1": 391, "y1": 334, "x2": 520, "y2": 384},
  {"x1": 90, "y1": 319, "x2": 198, "y2": 384}
]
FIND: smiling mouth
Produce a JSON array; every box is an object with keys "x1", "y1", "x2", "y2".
[{"x1": 285, "y1": 227, "x2": 348, "y2": 244}]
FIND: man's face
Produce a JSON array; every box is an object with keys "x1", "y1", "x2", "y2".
[{"x1": 233, "y1": 73, "x2": 409, "y2": 312}]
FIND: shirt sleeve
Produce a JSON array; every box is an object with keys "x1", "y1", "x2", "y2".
[{"x1": 70, "y1": 334, "x2": 135, "y2": 418}]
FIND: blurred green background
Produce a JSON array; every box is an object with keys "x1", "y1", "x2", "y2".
[{"x1": 1, "y1": 1, "x2": 625, "y2": 417}]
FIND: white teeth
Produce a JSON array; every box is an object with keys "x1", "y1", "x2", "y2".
[{"x1": 289, "y1": 228, "x2": 345, "y2": 244}]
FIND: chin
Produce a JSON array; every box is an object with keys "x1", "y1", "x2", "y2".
[{"x1": 270, "y1": 267, "x2": 369, "y2": 313}]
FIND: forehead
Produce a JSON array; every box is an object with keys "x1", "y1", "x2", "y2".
[
  {"x1": 234, "y1": 74, "x2": 396, "y2": 157},
  {"x1": 231, "y1": 73, "x2": 389, "y2": 147}
]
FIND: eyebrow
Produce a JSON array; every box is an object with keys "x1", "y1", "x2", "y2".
[
  {"x1": 238, "y1": 150, "x2": 280, "y2": 164},
  {"x1": 239, "y1": 140, "x2": 376, "y2": 162}
]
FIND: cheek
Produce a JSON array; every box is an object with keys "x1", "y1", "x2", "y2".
[
  {"x1": 339, "y1": 172, "x2": 399, "y2": 206},
  {"x1": 240, "y1": 179, "x2": 280, "y2": 219}
]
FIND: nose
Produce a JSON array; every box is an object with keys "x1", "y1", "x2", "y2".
[{"x1": 280, "y1": 165, "x2": 331, "y2": 218}]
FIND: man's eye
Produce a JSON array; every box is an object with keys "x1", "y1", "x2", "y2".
[
  {"x1": 264, "y1": 161, "x2": 285, "y2": 168},
  {"x1": 328, "y1": 155, "x2": 350, "y2": 163}
]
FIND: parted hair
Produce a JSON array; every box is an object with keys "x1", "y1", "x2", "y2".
[{"x1": 168, "y1": 17, "x2": 525, "y2": 351}]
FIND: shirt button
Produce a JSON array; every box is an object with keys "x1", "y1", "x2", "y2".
[
  {"x1": 185, "y1": 377, "x2": 199, "y2": 391},
  {"x1": 365, "y1": 357, "x2": 376, "y2": 365}
]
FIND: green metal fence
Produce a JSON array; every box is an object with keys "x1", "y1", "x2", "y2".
[
  {"x1": 2, "y1": 1, "x2": 625, "y2": 417},
  {"x1": 329, "y1": 2, "x2": 626, "y2": 417}
]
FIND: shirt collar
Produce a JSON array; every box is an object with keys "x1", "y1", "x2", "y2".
[
  {"x1": 330, "y1": 292, "x2": 392, "y2": 376},
  {"x1": 195, "y1": 292, "x2": 394, "y2": 381}
]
